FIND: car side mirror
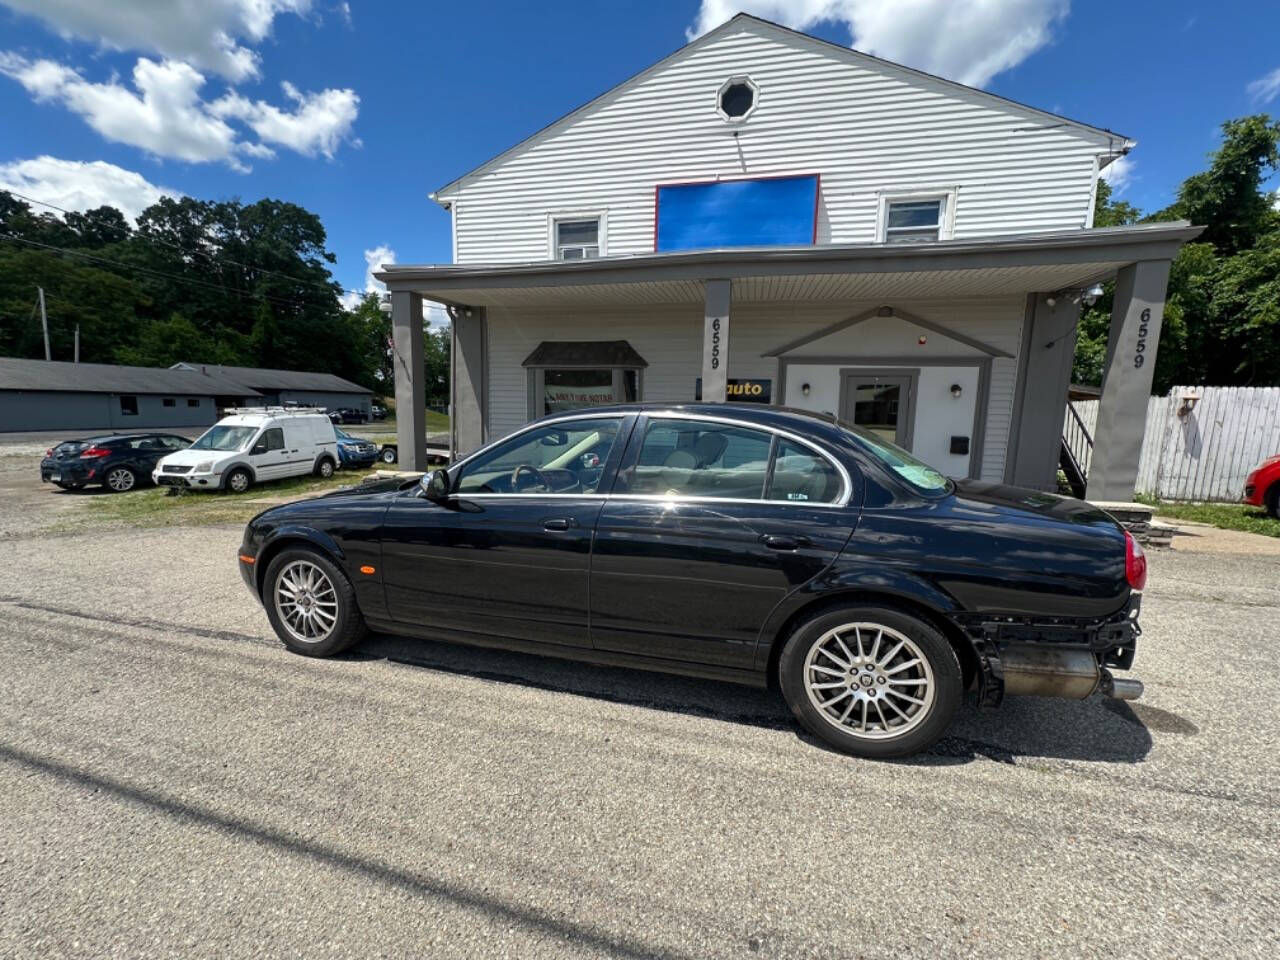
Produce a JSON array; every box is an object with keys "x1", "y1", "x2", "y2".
[
  {"x1": 421, "y1": 468, "x2": 451, "y2": 501},
  {"x1": 250, "y1": 442, "x2": 267, "y2": 456}
]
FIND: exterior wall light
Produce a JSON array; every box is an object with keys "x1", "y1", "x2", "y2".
[
  {"x1": 950, "y1": 383, "x2": 963, "y2": 399},
  {"x1": 801, "y1": 382, "x2": 811, "y2": 396}
]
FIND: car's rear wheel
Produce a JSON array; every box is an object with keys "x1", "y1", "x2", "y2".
[
  {"x1": 104, "y1": 466, "x2": 136, "y2": 493},
  {"x1": 263, "y1": 549, "x2": 367, "y2": 657},
  {"x1": 778, "y1": 606, "x2": 962, "y2": 759},
  {"x1": 225, "y1": 468, "x2": 251, "y2": 494},
  {"x1": 316, "y1": 457, "x2": 335, "y2": 479}
]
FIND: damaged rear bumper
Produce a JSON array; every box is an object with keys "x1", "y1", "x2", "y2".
[{"x1": 952, "y1": 594, "x2": 1143, "y2": 708}]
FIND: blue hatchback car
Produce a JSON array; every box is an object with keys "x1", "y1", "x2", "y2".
[{"x1": 334, "y1": 428, "x2": 379, "y2": 469}]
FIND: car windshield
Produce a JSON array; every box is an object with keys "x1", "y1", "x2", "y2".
[
  {"x1": 836, "y1": 419, "x2": 951, "y2": 494},
  {"x1": 189, "y1": 425, "x2": 258, "y2": 451}
]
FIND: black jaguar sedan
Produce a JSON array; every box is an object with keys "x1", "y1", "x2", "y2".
[{"x1": 237, "y1": 403, "x2": 1146, "y2": 758}]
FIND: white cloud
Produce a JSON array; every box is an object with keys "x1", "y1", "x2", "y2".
[
  {"x1": 211, "y1": 82, "x2": 360, "y2": 159},
  {"x1": 342, "y1": 244, "x2": 448, "y2": 328},
  {"x1": 1248, "y1": 67, "x2": 1280, "y2": 104},
  {"x1": 687, "y1": 0, "x2": 1070, "y2": 88},
  {"x1": 0, "y1": 155, "x2": 181, "y2": 222},
  {"x1": 0, "y1": 53, "x2": 358, "y2": 169},
  {"x1": 0, "y1": 0, "x2": 311, "y2": 82},
  {"x1": 1100, "y1": 154, "x2": 1134, "y2": 193},
  {"x1": 342, "y1": 244, "x2": 396, "y2": 309},
  {"x1": 0, "y1": 53, "x2": 239, "y2": 165}
]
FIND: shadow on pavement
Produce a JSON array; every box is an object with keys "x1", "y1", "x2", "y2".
[{"x1": 352, "y1": 632, "x2": 1158, "y2": 766}]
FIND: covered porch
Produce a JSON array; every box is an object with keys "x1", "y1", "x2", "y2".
[{"x1": 377, "y1": 222, "x2": 1200, "y2": 501}]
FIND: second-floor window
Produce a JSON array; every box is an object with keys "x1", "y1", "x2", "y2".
[
  {"x1": 556, "y1": 218, "x2": 600, "y2": 259},
  {"x1": 883, "y1": 197, "x2": 946, "y2": 243}
]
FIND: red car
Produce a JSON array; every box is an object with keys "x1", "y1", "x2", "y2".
[{"x1": 1243, "y1": 456, "x2": 1280, "y2": 517}]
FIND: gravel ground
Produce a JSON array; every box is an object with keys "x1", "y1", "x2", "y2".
[{"x1": 0, "y1": 448, "x2": 1278, "y2": 958}]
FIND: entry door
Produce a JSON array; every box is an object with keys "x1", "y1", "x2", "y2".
[
  {"x1": 379, "y1": 415, "x2": 630, "y2": 649},
  {"x1": 840, "y1": 372, "x2": 915, "y2": 449},
  {"x1": 247, "y1": 427, "x2": 290, "y2": 479}
]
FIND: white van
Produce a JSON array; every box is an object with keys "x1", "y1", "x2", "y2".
[{"x1": 153, "y1": 409, "x2": 339, "y2": 493}]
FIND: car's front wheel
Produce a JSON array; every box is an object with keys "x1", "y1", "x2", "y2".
[
  {"x1": 225, "y1": 467, "x2": 252, "y2": 494},
  {"x1": 379, "y1": 446, "x2": 397, "y2": 464},
  {"x1": 262, "y1": 548, "x2": 367, "y2": 656},
  {"x1": 1267, "y1": 483, "x2": 1280, "y2": 520},
  {"x1": 778, "y1": 606, "x2": 962, "y2": 759}
]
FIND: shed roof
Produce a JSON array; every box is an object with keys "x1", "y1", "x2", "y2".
[
  {"x1": 522, "y1": 340, "x2": 648, "y2": 368},
  {"x1": 170, "y1": 363, "x2": 372, "y2": 394},
  {"x1": 0, "y1": 357, "x2": 261, "y2": 396}
]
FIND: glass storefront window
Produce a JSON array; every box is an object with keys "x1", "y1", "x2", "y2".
[{"x1": 539, "y1": 368, "x2": 639, "y2": 416}]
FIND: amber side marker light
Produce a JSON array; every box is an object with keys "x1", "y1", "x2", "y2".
[
  {"x1": 238, "y1": 554, "x2": 255, "y2": 564},
  {"x1": 360, "y1": 565, "x2": 377, "y2": 575}
]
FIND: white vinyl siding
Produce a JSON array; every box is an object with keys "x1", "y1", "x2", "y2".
[
  {"x1": 483, "y1": 295, "x2": 1022, "y2": 483},
  {"x1": 442, "y1": 20, "x2": 1118, "y2": 263}
]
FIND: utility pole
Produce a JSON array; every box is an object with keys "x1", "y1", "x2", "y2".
[
  {"x1": 37, "y1": 287, "x2": 49, "y2": 361},
  {"x1": 74, "y1": 325, "x2": 80, "y2": 363}
]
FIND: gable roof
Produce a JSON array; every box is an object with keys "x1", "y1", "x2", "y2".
[
  {"x1": 170, "y1": 363, "x2": 372, "y2": 394},
  {"x1": 433, "y1": 13, "x2": 1133, "y2": 202},
  {"x1": 0, "y1": 356, "x2": 261, "y2": 396}
]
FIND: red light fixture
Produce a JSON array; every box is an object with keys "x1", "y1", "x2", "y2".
[{"x1": 1124, "y1": 531, "x2": 1147, "y2": 591}]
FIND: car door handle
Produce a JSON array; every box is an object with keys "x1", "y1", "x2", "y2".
[
  {"x1": 759, "y1": 534, "x2": 811, "y2": 550},
  {"x1": 542, "y1": 518, "x2": 579, "y2": 531}
]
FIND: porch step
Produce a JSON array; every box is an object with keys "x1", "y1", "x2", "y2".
[{"x1": 1088, "y1": 500, "x2": 1175, "y2": 548}]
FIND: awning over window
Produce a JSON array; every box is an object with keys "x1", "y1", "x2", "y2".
[{"x1": 522, "y1": 340, "x2": 648, "y2": 368}]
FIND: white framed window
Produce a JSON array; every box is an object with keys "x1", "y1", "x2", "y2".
[
  {"x1": 877, "y1": 191, "x2": 957, "y2": 244},
  {"x1": 549, "y1": 212, "x2": 606, "y2": 260}
]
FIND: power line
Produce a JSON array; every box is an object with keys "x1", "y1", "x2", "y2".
[
  {"x1": 4, "y1": 189, "x2": 368, "y2": 300},
  {"x1": 0, "y1": 231, "x2": 313, "y2": 309}
]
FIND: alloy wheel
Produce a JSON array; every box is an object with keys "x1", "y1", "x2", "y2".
[
  {"x1": 274, "y1": 560, "x2": 339, "y2": 644},
  {"x1": 802, "y1": 622, "x2": 936, "y2": 741},
  {"x1": 106, "y1": 468, "x2": 135, "y2": 492}
]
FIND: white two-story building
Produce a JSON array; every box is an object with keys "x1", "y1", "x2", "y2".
[{"x1": 379, "y1": 13, "x2": 1199, "y2": 500}]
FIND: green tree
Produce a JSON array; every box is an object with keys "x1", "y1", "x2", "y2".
[{"x1": 1074, "y1": 114, "x2": 1280, "y2": 392}]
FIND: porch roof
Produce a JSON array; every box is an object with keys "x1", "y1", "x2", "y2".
[{"x1": 376, "y1": 222, "x2": 1201, "y2": 308}]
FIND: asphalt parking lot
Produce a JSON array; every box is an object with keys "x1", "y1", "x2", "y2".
[{"x1": 1, "y1": 446, "x2": 1278, "y2": 958}]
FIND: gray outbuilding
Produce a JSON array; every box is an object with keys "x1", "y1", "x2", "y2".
[
  {"x1": 169, "y1": 364, "x2": 374, "y2": 418},
  {"x1": 0, "y1": 357, "x2": 259, "y2": 432}
]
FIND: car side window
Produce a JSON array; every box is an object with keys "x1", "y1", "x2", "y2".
[
  {"x1": 767, "y1": 439, "x2": 843, "y2": 504},
  {"x1": 252, "y1": 428, "x2": 285, "y2": 454},
  {"x1": 161, "y1": 436, "x2": 188, "y2": 450},
  {"x1": 627, "y1": 419, "x2": 773, "y2": 500},
  {"x1": 455, "y1": 418, "x2": 624, "y2": 494}
]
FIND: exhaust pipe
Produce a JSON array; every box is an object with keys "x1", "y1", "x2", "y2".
[{"x1": 1001, "y1": 648, "x2": 1143, "y2": 702}]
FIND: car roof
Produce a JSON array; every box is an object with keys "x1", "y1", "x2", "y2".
[{"x1": 539, "y1": 402, "x2": 841, "y2": 432}]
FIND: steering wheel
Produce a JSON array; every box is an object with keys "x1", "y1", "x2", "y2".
[{"x1": 511, "y1": 463, "x2": 551, "y2": 492}]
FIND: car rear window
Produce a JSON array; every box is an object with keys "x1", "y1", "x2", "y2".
[{"x1": 837, "y1": 420, "x2": 950, "y2": 494}]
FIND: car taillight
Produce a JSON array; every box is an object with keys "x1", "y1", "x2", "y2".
[
  {"x1": 44, "y1": 448, "x2": 53, "y2": 457},
  {"x1": 80, "y1": 446, "x2": 111, "y2": 458},
  {"x1": 1124, "y1": 530, "x2": 1147, "y2": 591}
]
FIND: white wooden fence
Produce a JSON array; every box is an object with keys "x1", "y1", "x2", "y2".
[{"x1": 1065, "y1": 386, "x2": 1280, "y2": 502}]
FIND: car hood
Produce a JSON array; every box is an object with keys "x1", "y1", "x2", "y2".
[{"x1": 157, "y1": 447, "x2": 242, "y2": 466}]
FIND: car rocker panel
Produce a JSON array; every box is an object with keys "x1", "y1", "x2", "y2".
[{"x1": 236, "y1": 403, "x2": 1146, "y2": 759}]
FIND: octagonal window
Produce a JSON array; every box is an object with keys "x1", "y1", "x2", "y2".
[{"x1": 717, "y1": 77, "x2": 758, "y2": 121}]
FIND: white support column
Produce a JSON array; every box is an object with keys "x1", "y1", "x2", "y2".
[
  {"x1": 391, "y1": 289, "x2": 427, "y2": 472},
  {"x1": 1088, "y1": 259, "x2": 1172, "y2": 502},
  {"x1": 701, "y1": 279, "x2": 731, "y2": 403}
]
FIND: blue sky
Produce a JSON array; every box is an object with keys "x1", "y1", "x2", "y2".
[{"x1": 1, "y1": 0, "x2": 1278, "y2": 306}]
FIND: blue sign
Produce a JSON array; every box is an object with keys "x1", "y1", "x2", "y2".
[{"x1": 655, "y1": 174, "x2": 819, "y2": 252}]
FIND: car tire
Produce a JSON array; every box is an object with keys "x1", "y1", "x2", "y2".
[
  {"x1": 778, "y1": 605, "x2": 962, "y2": 759},
  {"x1": 1267, "y1": 483, "x2": 1280, "y2": 520},
  {"x1": 316, "y1": 457, "x2": 336, "y2": 479},
  {"x1": 262, "y1": 548, "x2": 367, "y2": 657},
  {"x1": 104, "y1": 466, "x2": 137, "y2": 493},
  {"x1": 380, "y1": 446, "x2": 397, "y2": 464},
  {"x1": 225, "y1": 467, "x2": 252, "y2": 494}
]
